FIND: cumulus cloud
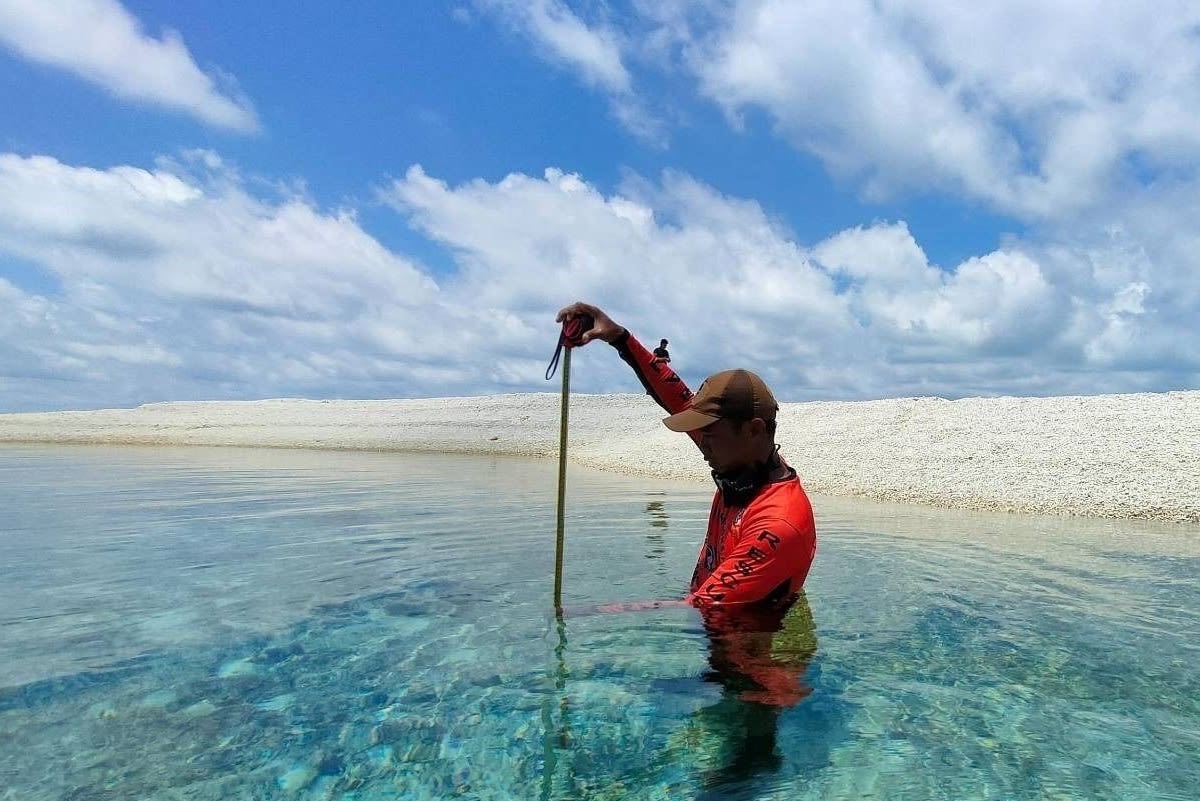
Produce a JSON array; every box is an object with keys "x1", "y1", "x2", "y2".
[
  {"x1": 0, "y1": 0, "x2": 259, "y2": 132},
  {"x1": 1, "y1": 153, "x2": 1196, "y2": 412},
  {"x1": 474, "y1": 2, "x2": 1200, "y2": 222},
  {"x1": 0, "y1": 152, "x2": 444, "y2": 409},
  {"x1": 814, "y1": 224, "x2": 1059, "y2": 353},
  {"x1": 386, "y1": 164, "x2": 1194, "y2": 398},
  {"x1": 684, "y1": 0, "x2": 1200, "y2": 221}
]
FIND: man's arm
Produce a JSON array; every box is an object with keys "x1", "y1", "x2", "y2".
[
  {"x1": 611, "y1": 329, "x2": 693, "y2": 416},
  {"x1": 688, "y1": 518, "x2": 815, "y2": 609}
]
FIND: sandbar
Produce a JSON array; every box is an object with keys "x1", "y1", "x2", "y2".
[{"x1": 1, "y1": 391, "x2": 1196, "y2": 523}]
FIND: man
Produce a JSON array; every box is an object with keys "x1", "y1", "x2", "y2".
[
  {"x1": 555, "y1": 301, "x2": 817, "y2": 613},
  {"x1": 556, "y1": 303, "x2": 820, "y2": 793},
  {"x1": 653, "y1": 338, "x2": 671, "y2": 363}
]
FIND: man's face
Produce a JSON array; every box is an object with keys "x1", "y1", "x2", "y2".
[{"x1": 697, "y1": 418, "x2": 758, "y2": 473}]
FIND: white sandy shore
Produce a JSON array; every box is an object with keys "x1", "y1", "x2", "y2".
[{"x1": 1, "y1": 391, "x2": 1197, "y2": 523}]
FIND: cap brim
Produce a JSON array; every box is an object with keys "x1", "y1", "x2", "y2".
[{"x1": 662, "y1": 408, "x2": 720, "y2": 433}]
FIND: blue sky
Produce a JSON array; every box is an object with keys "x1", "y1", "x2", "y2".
[{"x1": 1, "y1": 0, "x2": 1198, "y2": 412}]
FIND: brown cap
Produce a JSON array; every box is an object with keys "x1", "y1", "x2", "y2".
[{"x1": 662, "y1": 369, "x2": 778, "y2": 432}]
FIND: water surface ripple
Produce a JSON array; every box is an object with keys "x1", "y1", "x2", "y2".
[{"x1": 1, "y1": 445, "x2": 1197, "y2": 800}]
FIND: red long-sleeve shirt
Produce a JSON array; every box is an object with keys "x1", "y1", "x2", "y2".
[{"x1": 613, "y1": 331, "x2": 816, "y2": 610}]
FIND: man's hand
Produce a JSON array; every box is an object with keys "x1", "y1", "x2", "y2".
[{"x1": 555, "y1": 302, "x2": 625, "y2": 345}]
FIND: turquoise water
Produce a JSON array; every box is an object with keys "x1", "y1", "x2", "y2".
[{"x1": 1, "y1": 444, "x2": 1198, "y2": 800}]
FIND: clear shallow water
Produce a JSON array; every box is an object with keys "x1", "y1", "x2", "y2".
[{"x1": 1, "y1": 444, "x2": 1198, "y2": 801}]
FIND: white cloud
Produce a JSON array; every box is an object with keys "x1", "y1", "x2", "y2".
[
  {"x1": 383, "y1": 164, "x2": 1192, "y2": 398},
  {"x1": 474, "y1": 0, "x2": 1200, "y2": 243},
  {"x1": 0, "y1": 0, "x2": 258, "y2": 132},
  {"x1": 0, "y1": 153, "x2": 445, "y2": 409},
  {"x1": 481, "y1": 0, "x2": 630, "y2": 93},
  {"x1": 383, "y1": 165, "x2": 850, "y2": 344},
  {"x1": 0, "y1": 153, "x2": 435, "y2": 312},
  {"x1": 1, "y1": 153, "x2": 1197, "y2": 412},
  {"x1": 477, "y1": 0, "x2": 673, "y2": 141},
  {"x1": 673, "y1": 0, "x2": 1200, "y2": 221},
  {"x1": 814, "y1": 222, "x2": 938, "y2": 290},
  {"x1": 814, "y1": 224, "x2": 1058, "y2": 356},
  {"x1": 1031, "y1": 216, "x2": 1197, "y2": 375}
]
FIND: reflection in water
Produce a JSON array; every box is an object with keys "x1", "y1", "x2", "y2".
[
  {"x1": 541, "y1": 595, "x2": 821, "y2": 799},
  {"x1": 645, "y1": 496, "x2": 670, "y2": 529},
  {"x1": 691, "y1": 593, "x2": 818, "y2": 798},
  {"x1": 644, "y1": 494, "x2": 670, "y2": 576},
  {"x1": 540, "y1": 614, "x2": 573, "y2": 801}
]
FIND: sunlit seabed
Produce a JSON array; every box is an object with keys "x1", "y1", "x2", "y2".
[{"x1": 1, "y1": 444, "x2": 1198, "y2": 800}]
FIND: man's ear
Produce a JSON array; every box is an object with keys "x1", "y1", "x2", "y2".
[{"x1": 749, "y1": 417, "x2": 768, "y2": 437}]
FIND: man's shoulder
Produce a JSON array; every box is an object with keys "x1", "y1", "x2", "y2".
[{"x1": 745, "y1": 478, "x2": 814, "y2": 531}]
